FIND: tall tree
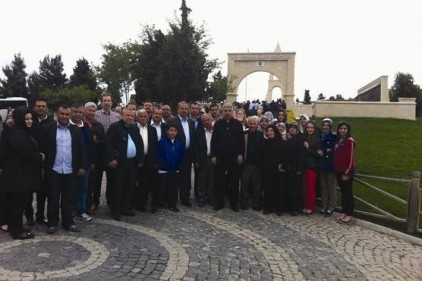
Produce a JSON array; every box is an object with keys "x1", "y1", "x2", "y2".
[
  {"x1": 206, "y1": 71, "x2": 234, "y2": 102},
  {"x1": 97, "y1": 43, "x2": 135, "y2": 105},
  {"x1": 69, "y1": 58, "x2": 97, "y2": 91},
  {"x1": 390, "y1": 72, "x2": 422, "y2": 115},
  {"x1": 0, "y1": 53, "x2": 29, "y2": 98},
  {"x1": 132, "y1": 27, "x2": 166, "y2": 104},
  {"x1": 132, "y1": 0, "x2": 219, "y2": 108},
  {"x1": 317, "y1": 93, "x2": 326, "y2": 100},
  {"x1": 303, "y1": 89, "x2": 311, "y2": 104},
  {"x1": 28, "y1": 55, "x2": 67, "y2": 95}
]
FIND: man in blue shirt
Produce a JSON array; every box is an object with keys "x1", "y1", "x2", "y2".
[{"x1": 39, "y1": 105, "x2": 87, "y2": 234}]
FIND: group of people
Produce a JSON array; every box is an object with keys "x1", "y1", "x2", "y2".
[{"x1": 0, "y1": 93, "x2": 356, "y2": 240}]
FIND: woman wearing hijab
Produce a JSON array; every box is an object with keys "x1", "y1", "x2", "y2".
[
  {"x1": 260, "y1": 124, "x2": 283, "y2": 215},
  {"x1": 0, "y1": 106, "x2": 44, "y2": 239},
  {"x1": 319, "y1": 118, "x2": 337, "y2": 216},
  {"x1": 281, "y1": 121, "x2": 305, "y2": 216},
  {"x1": 302, "y1": 121, "x2": 323, "y2": 215}
]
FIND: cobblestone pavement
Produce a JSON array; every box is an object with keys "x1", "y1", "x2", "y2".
[{"x1": 1, "y1": 200, "x2": 422, "y2": 280}]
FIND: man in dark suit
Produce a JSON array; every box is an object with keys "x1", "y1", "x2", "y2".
[
  {"x1": 211, "y1": 103, "x2": 245, "y2": 212},
  {"x1": 169, "y1": 101, "x2": 195, "y2": 207},
  {"x1": 39, "y1": 105, "x2": 87, "y2": 234},
  {"x1": 150, "y1": 107, "x2": 166, "y2": 142},
  {"x1": 25, "y1": 98, "x2": 54, "y2": 226},
  {"x1": 134, "y1": 109, "x2": 158, "y2": 212},
  {"x1": 105, "y1": 108, "x2": 144, "y2": 221},
  {"x1": 193, "y1": 113, "x2": 215, "y2": 207}
]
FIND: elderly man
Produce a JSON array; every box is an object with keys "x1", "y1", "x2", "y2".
[
  {"x1": 194, "y1": 113, "x2": 215, "y2": 207},
  {"x1": 134, "y1": 109, "x2": 158, "y2": 213},
  {"x1": 211, "y1": 104, "x2": 245, "y2": 212},
  {"x1": 240, "y1": 116, "x2": 264, "y2": 211},
  {"x1": 105, "y1": 109, "x2": 144, "y2": 221},
  {"x1": 84, "y1": 102, "x2": 105, "y2": 214}
]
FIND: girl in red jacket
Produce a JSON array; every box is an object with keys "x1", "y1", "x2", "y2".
[{"x1": 334, "y1": 121, "x2": 356, "y2": 224}]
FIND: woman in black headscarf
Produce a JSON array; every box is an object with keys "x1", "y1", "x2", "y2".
[
  {"x1": 260, "y1": 124, "x2": 283, "y2": 215},
  {"x1": 0, "y1": 106, "x2": 44, "y2": 239}
]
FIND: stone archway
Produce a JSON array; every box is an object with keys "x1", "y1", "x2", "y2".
[
  {"x1": 226, "y1": 43, "x2": 296, "y2": 108},
  {"x1": 265, "y1": 74, "x2": 283, "y2": 102}
]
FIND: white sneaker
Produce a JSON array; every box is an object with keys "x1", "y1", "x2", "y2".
[{"x1": 80, "y1": 213, "x2": 92, "y2": 222}]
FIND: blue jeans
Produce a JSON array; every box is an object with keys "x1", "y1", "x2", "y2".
[{"x1": 75, "y1": 168, "x2": 91, "y2": 216}]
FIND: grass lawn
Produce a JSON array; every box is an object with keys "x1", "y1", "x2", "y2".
[{"x1": 315, "y1": 117, "x2": 422, "y2": 233}]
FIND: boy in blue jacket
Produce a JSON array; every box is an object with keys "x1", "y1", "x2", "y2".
[{"x1": 155, "y1": 123, "x2": 185, "y2": 212}]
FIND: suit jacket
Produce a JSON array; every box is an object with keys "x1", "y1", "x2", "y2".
[
  {"x1": 169, "y1": 116, "x2": 195, "y2": 159},
  {"x1": 105, "y1": 120, "x2": 144, "y2": 167},
  {"x1": 38, "y1": 121, "x2": 88, "y2": 174},
  {"x1": 193, "y1": 123, "x2": 211, "y2": 167},
  {"x1": 137, "y1": 123, "x2": 158, "y2": 168}
]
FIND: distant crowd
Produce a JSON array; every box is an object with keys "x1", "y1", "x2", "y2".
[{"x1": 0, "y1": 93, "x2": 356, "y2": 240}]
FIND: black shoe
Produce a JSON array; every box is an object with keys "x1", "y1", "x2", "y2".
[
  {"x1": 12, "y1": 232, "x2": 34, "y2": 240},
  {"x1": 320, "y1": 208, "x2": 327, "y2": 215},
  {"x1": 197, "y1": 200, "x2": 205, "y2": 207},
  {"x1": 46, "y1": 226, "x2": 58, "y2": 234},
  {"x1": 182, "y1": 201, "x2": 192, "y2": 207},
  {"x1": 151, "y1": 208, "x2": 157, "y2": 214},
  {"x1": 26, "y1": 218, "x2": 35, "y2": 226},
  {"x1": 111, "y1": 213, "x2": 120, "y2": 221},
  {"x1": 135, "y1": 206, "x2": 146, "y2": 212},
  {"x1": 121, "y1": 211, "x2": 136, "y2": 216},
  {"x1": 65, "y1": 225, "x2": 81, "y2": 232},
  {"x1": 276, "y1": 212, "x2": 282, "y2": 217},
  {"x1": 36, "y1": 218, "x2": 47, "y2": 225},
  {"x1": 290, "y1": 211, "x2": 299, "y2": 216},
  {"x1": 214, "y1": 205, "x2": 224, "y2": 211},
  {"x1": 324, "y1": 209, "x2": 334, "y2": 217},
  {"x1": 263, "y1": 209, "x2": 271, "y2": 215},
  {"x1": 169, "y1": 207, "x2": 180, "y2": 212},
  {"x1": 231, "y1": 206, "x2": 239, "y2": 212},
  {"x1": 252, "y1": 206, "x2": 262, "y2": 212}
]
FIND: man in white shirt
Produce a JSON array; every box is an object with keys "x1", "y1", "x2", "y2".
[{"x1": 134, "y1": 109, "x2": 158, "y2": 212}]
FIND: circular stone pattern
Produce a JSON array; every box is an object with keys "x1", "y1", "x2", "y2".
[{"x1": 0, "y1": 237, "x2": 109, "y2": 280}]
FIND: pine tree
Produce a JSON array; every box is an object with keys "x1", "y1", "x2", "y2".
[
  {"x1": 28, "y1": 55, "x2": 67, "y2": 95},
  {"x1": 69, "y1": 58, "x2": 97, "y2": 91},
  {"x1": 0, "y1": 53, "x2": 29, "y2": 98}
]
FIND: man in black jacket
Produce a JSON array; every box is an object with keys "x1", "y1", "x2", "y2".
[
  {"x1": 194, "y1": 113, "x2": 214, "y2": 207},
  {"x1": 169, "y1": 101, "x2": 195, "y2": 207},
  {"x1": 39, "y1": 105, "x2": 87, "y2": 234},
  {"x1": 105, "y1": 108, "x2": 144, "y2": 221},
  {"x1": 211, "y1": 104, "x2": 245, "y2": 212}
]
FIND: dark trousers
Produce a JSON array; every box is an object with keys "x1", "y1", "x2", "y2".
[
  {"x1": 262, "y1": 171, "x2": 280, "y2": 212},
  {"x1": 275, "y1": 173, "x2": 287, "y2": 213},
  {"x1": 47, "y1": 171, "x2": 77, "y2": 229},
  {"x1": 110, "y1": 159, "x2": 137, "y2": 216},
  {"x1": 240, "y1": 164, "x2": 261, "y2": 208},
  {"x1": 134, "y1": 155, "x2": 155, "y2": 209},
  {"x1": 336, "y1": 172, "x2": 355, "y2": 215},
  {"x1": 24, "y1": 187, "x2": 47, "y2": 221},
  {"x1": 197, "y1": 158, "x2": 215, "y2": 204},
  {"x1": 158, "y1": 172, "x2": 180, "y2": 208},
  {"x1": 214, "y1": 160, "x2": 241, "y2": 208},
  {"x1": 179, "y1": 151, "x2": 192, "y2": 204},
  {"x1": 3, "y1": 191, "x2": 28, "y2": 235},
  {"x1": 90, "y1": 164, "x2": 113, "y2": 207},
  {"x1": 286, "y1": 171, "x2": 303, "y2": 212}
]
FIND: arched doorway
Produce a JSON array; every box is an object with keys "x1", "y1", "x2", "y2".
[{"x1": 226, "y1": 43, "x2": 296, "y2": 109}]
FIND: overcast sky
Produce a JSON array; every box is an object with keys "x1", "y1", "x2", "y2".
[{"x1": 1, "y1": 0, "x2": 421, "y2": 102}]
